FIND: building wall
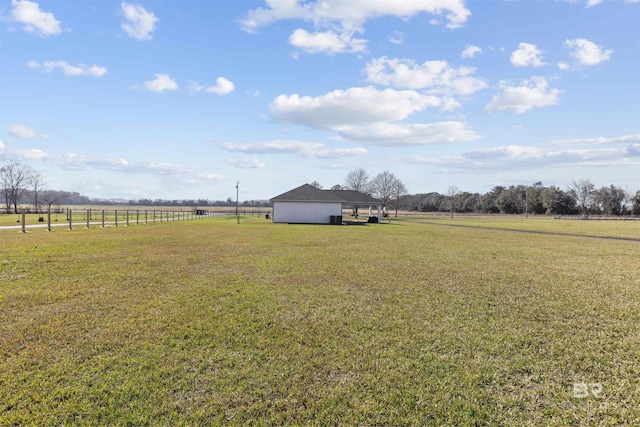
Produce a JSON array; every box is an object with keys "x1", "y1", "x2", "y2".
[{"x1": 272, "y1": 201, "x2": 342, "y2": 224}]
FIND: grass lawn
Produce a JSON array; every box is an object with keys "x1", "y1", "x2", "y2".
[
  {"x1": 1, "y1": 217, "x2": 638, "y2": 425},
  {"x1": 412, "y1": 215, "x2": 640, "y2": 240}
]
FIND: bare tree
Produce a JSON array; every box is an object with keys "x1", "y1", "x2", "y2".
[
  {"x1": 344, "y1": 168, "x2": 370, "y2": 217},
  {"x1": 310, "y1": 180, "x2": 323, "y2": 189},
  {"x1": 391, "y1": 178, "x2": 408, "y2": 218},
  {"x1": 344, "y1": 168, "x2": 370, "y2": 193},
  {"x1": 30, "y1": 171, "x2": 46, "y2": 217},
  {"x1": 370, "y1": 171, "x2": 397, "y2": 204},
  {"x1": 446, "y1": 185, "x2": 460, "y2": 218},
  {"x1": 569, "y1": 179, "x2": 595, "y2": 218},
  {"x1": 40, "y1": 190, "x2": 65, "y2": 213},
  {"x1": 0, "y1": 161, "x2": 34, "y2": 213}
]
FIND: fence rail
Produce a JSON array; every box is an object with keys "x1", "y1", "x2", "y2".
[{"x1": 4, "y1": 209, "x2": 266, "y2": 233}]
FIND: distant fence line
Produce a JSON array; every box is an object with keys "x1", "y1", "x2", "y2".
[
  {"x1": 5, "y1": 208, "x2": 271, "y2": 233},
  {"x1": 390, "y1": 212, "x2": 639, "y2": 220}
]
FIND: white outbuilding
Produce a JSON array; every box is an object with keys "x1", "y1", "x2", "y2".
[{"x1": 270, "y1": 184, "x2": 384, "y2": 224}]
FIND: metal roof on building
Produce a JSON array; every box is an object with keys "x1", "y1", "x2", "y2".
[{"x1": 270, "y1": 184, "x2": 382, "y2": 205}]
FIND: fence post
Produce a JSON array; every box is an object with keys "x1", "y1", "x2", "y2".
[
  {"x1": 126, "y1": 210, "x2": 130, "y2": 226},
  {"x1": 48, "y1": 209, "x2": 52, "y2": 232},
  {"x1": 69, "y1": 209, "x2": 73, "y2": 230},
  {"x1": 22, "y1": 212, "x2": 26, "y2": 233},
  {"x1": 87, "y1": 209, "x2": 90, "y2": 228},
  {"x1": 136, "y1": 210, "x2": 139, "y2": 225},
  {"x1": 102, "y1": 210, "x2": 105, "y2": 227},
  {"x1": 115, "y1": 210, "x2": 118, "y2": 227}
]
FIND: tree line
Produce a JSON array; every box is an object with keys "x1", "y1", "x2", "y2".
[
  {"x1": 402, "y1": 181, "x2": 640, "y2": 216},
  {"x1": 314, "y1": 169, "x2": 640, "y2": 217},
  {"x1": 3, "y1": 161, "x2": 638, "y2": 215}
]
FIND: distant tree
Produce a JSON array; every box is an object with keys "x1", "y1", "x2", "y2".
[
  {"x1": 631, "y1": 190, "x2": 640, "y2": 215},
  {"x1": 460, "y1": 192, "x2": 481, "y2": 213},
  {"x1": 391, "y1": 178, "x2": 408, "y2": 217},
  {"x1": 370, "y1": 171, "x2": 397, "y2": 204},
  {"x1": 496, "y1": 185, "x2": 528, "y2": 214},
  {"x1": 40, "y1": 190, "x2": 65, "y2": 212},
  {"x1": 594, "y1": 185, "x2": 626, "y2": 215},
  {"x1": 525, "y1": 181, "x2": 546, "y2": 215},
  {"x1": 330, "y1": 184, "x2": 343, "y2": 191},
  {"x1": 541, "y1": 186, "x2": 576, "y2": 215},
  {"x1": 569, "y1": 179, "x2": 595, "y2": 217},
  {"x1": 30, "y1": 171, "x2": 46, "y2": 217},
  {"x1": 479, "y1": 186, "x2": 504, "y2": 214},
  {"x1": 446, "y1": 185, "x2": 460, "y2": 218},
  {"x1": 0, "y1": 161, "x2": 34, "y2": 213},
  {"x1": 343, "y1": 169, "x2": 370, "y2": 217},
  {"x1": 401, "y1": 192, "x2": 443, "y2": 212},
  {"x1": 344, "y1": 168, "x2": 370, "y2": 193},
  {"x1": 310, "y1": 180, "x2": 323, "y2": 189}
]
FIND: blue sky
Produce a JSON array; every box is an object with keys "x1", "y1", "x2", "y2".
[{"x1": 1, "y1": 0, "x2": 639, "y2": 201}]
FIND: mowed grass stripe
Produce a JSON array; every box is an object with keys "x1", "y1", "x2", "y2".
[
  {"x1": 1, "y1": 217, "x2": 638, "y2": 425},
  {"x1": 411, "y1": 215, "x2": 640, "y2": 240}
]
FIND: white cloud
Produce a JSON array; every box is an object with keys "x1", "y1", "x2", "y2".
[
  {"x1": 441, "y1": 97, "x2": 461, "y2": 111},
  {"x1": 413, "y1": 132, "x2": 640, "y2": 172},
  {"x1": 8, "y1": 124, "x2": 49, "y2": 138},
  {"x1": 11, "y1": 0, "x2": 61, "y2": 37},
  {"x1": 222, "y1": 140, "x2": 322, "y2": 155},
  {"x1": 466, "y1": 144, "x2": 639, "y2": 167},
  {"x1": 220, "y1": 140, "x2": 367, "y2": 159},
  {"x1": 269, "y1": 86, "x2": 482, "y2": 146},
  {"x1": 364, "y1": 56, "x2": 487, "y2": 96},
  {"x1": 227, "y1": 157, "x2": 266, "y2": 169},
  {"x1": 557, "y1": 62, "x2": 570, "y2": 70},
  {"x1": 485, "y1": 77, "x2": 561, "y2": 113},
  {"x1": 461, "y1": 44, "x2": 482, "y2": 59},
  {"x1": 121, "y1": 2, "x2": 158, "y2": 41},
  {"x1": 388, "y1": 31, "x2": 404, "y2": 45},
  {"x1": 551, "y1": 134, "x2": 640, "y2": 146},
  {"x1": 190, "y1": 77, "x2": 235, "y2": 95},
  {"x1": 563, "y1": 0, "x2": 638, "y2": 5},
  {"x1": 310, "y1": 147, "x2": 367, "y2": 159},
  {"x1": 28, "y1": 60, "x2": 107, "y2": 77},
  {"x1": 414, "y1": 144, "x2": 639, "y2": 172},
  {"x1": 289, "y1": 28, "x2": 367, "y2": 54},
  {"x1": 6, "y1": 147, "x2": 225, "y2": 181},
  {"x1": 143, "y1": 74, "x2": 178, "y2": 92},
  {"x1": 241, "y1": 0, "x2": 471, "y2": 32},
  {"x1": 565, "y1": 38, "x2": 612, "y2": 66},
  {"x1": 337, "y1": 121, "x2": 481, "y2": 146},
  {"x1": 510, "y1": 42, "x2": 546, "y2": 67},
  {"x1": 270, "y1": 86, "x2": 442, "y2": 129}
]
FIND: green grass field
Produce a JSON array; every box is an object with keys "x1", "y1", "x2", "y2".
[{"x1": 1, "y1": 217, "x2": 638, "y2": 425}]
